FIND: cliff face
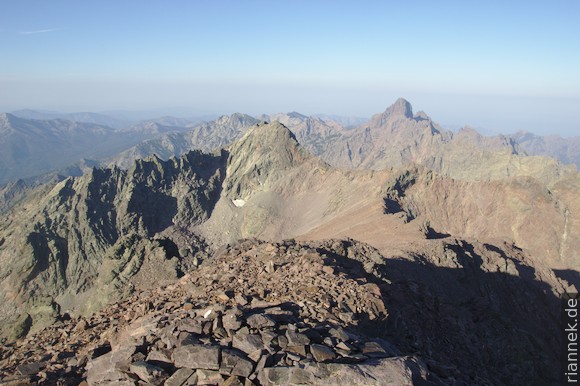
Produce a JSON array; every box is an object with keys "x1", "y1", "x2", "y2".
[
  {"x1": 0, "y1": 150, "x2": 226, "y2": 337},
  {"x1": 223, "y1": 121, "x2": 312, "y2": 200},
  {"x1": 380, "y1": 167, "x2": 580, "y2": 270}
]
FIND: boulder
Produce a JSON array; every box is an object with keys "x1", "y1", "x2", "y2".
[{"x1": 172, "y1": 345, "x2": 220, "y2": 370}]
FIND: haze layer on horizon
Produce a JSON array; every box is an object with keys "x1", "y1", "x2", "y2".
[{"x1": 1, "y1": 1, "x2": 579, "y2": 136}]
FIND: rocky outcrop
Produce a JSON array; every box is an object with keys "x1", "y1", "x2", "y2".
[
  {"x1": 222, "y1": 121, "x2": 313, "y2": 200},
  {"x1": 381, "y1": 166, "x2": 580, "y2": 270},
  {"x1": 0, "y1": 238, "x2": 564, "y2": 385},
  {"x1": 0, "y1": 150, "x2": 224, "y2": 337}
]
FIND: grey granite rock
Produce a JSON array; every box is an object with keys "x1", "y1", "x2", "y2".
[{"x1": 172, "y1": 345, "x2": 220, "y2": 370}]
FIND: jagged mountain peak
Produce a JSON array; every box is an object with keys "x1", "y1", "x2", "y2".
[
  {"x1": 224, "y1": 121, "x2": 311, "y2": 199},
  {"x1": 384, "y1": 97, "x2": 414, "y2": 119},
  {"x1": 414, "y1": 110, "x2": 431, "y2": 121},
  {"x1": 365, "y1": 98, "x2": 416, "y2": 131}
]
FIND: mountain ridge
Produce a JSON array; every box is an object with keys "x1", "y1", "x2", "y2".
[
  {"x1": 10, "y1": 109, "x2": 129, "y2": 129},
  {"x1": 2, "y1": 99, "x2": 577, "y2": 190},
  {"x1": 109, "y1": 113, "x2": 260, "y2": 170}
]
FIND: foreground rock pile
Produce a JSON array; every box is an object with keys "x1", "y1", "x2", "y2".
[
  {"x1": 0, "y1": 237, "x2": 564, "y2": 385},
  {"x1": 0, "y1": 239, "x2": 433, "y2": 385}
]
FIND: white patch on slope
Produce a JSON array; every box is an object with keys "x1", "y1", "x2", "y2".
[{"x1": 232, "y1": 199, "x2": 246, "y2": 207}]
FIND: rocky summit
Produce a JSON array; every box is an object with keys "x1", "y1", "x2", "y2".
[
  {"x1": 0, "y1": 99, "x2": 578, "y2": 385},
  {"x1": 0, "y1": 239, "x2": 563, "y2": 385}
]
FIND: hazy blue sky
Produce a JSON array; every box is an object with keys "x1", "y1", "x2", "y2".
[{"x1": 1, "y1": 0, "x2": 579, "y2": 135}]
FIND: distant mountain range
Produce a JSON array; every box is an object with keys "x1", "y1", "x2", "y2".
[
  {"x1": 512, "y1": 130, "x2": 580, "y2": 168},
  {"x1": 109, "y1": 113, "x2": 261, "y2": 169},
  {"x1": 105, "y1": 99, "x2": 578, "y2": 186},
  {"x1": 0, "y1": 113, "x2": 180, "y2": 184},
  {"x1": 2, "y1": 102, "x2": 578, "y2": 187},
  {"x1": 10, "y1": 109, "x2": 130, "y2": 129}
]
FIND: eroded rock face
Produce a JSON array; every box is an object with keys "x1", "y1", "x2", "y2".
[
  {"x1": 222, "y1": 121, "x2": 313, "y2": 201},
  {"x1": 0, "y1": 238, "x2": 564, "y2": 385},
  {"x1": 0, "y1": 150, "x2": 223, "y2": 336},
  {"x1": 381, "y1": 166, "x2": 580, "y2": 270},
  {"x1": 314, "y1": 98, "x2": 576, "y2": 185}
]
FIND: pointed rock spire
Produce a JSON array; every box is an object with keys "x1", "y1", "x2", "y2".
[
  {"x1": 224, "y1": 121, "x2": 310, "y2": 199},
  {"x1": 384, "y1": 98, "x2": 413, "y2": 119}
]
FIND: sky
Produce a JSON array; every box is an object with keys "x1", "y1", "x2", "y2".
[{"x1": 0, "y1": 0, "x2": 579, "y2": 136}]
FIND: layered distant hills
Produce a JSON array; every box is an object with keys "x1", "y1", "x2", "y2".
[
  {"x1": 0, "y1": 99, "x2": 578, "y2": 385},
  {"x1": 0, "y1": 113, "x2": 197, "y2": 184},
  {"x1": 10, "y1": 109, "x2": 130, "y2": 129},
  {"x1": 512, "y1": 130, "x2": 580, "y2": 168},
  {"x1": 1, "y1": 99, "x2": 578, "y2": 187},
  {"x1": 107, "y1": 99, "x2": 580, "y2": 182}
]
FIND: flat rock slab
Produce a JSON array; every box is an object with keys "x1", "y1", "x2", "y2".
[
  {"x1": 129, "y1": 361, "x2": 167, "y2": 384},
  {"x1": 221, "y1": 375, "x2": 245, "y2": 386},
  {"x1": 15, "y1": 362, "x2": 44, "y2": 376},
  {"x1": 196, "y1": 369, "x2": 224, "y2": 385},
  {"x1": 285, "y1": 330, "x2": 310, "y2": 346},
  {"x1": 179, "y1": 319, "x2": 204, "y2": 334},
  {"x1": 164, "y1": 368, "x2": 195, "y2": 386},
  {"x1": 258, "y1": 356, "x2": 427, "y2": 385},
  {"x1": 246, "y1": 314, "x2": 276, "y2": 329},
  {"x1": 172, "y1": 345, "x2": 220, "y2": 370},
  {"x1": 361, "y1": 341, "x2": 389, "y2": 358},
  {"x1": 222, "y1": 313, "x2": 243, "y2": 331},
  {"x1": 146, "y1": 349, "x2": 173, "y2": 368},
  {"x1": 86, "y1": 348, "x2": 139, "y2": 385},
  {"x1": 232, "y1": 333, "x2": 264, "y2": 356},
  {"x1": 310, "y1": 344, "x2": 337, "y2": 362},
  {"x1": 220, "y1": 349, "x2": 255, "y2": 377}
]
